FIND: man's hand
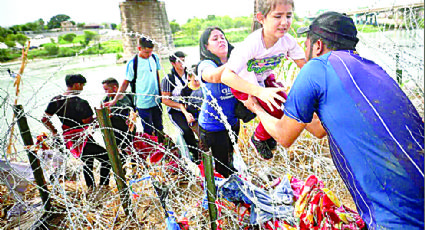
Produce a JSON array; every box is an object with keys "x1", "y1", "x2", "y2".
[
  {"x1": 183, "y1": 111, "x2": 195, "y2": 124},
  {"x1": 41, "y1": 114, "x2": 58, "y2": 135},
  {"x1": 103, "y1": 98, "x2": 117, "y2": 108},
  {"x1": 256, "y1": 87, "x2": 286, "y2": 112},
  {"x1": 243, "y1": 95, "x2": 264, "y2": 114}
]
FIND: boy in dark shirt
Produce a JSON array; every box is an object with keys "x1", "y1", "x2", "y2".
[
  {"x1": 42, "y1": 74, "x2": 111, "y2": 189},
  {"x1": 101, "y1": 77, "x2": 134, "y2": 152}
]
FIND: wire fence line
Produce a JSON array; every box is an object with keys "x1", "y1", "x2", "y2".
[{"x1": 0, "y1": 9, "x2": 424, "y2": 230}]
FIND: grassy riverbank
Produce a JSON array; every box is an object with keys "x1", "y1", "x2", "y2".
[{"x1": 1, "y1": 23, "x2": 420, "y2": 63}]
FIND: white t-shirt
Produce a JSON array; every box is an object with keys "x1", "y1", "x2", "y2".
[{"x1": 226, "y1": 29, "x2": 305, "y2": 87}]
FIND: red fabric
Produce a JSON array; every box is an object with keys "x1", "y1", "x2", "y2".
[
  {"x1": 296, "y1": 175, "x2": 365, "y2": 230},
  {"x1": 132, "y1": 132, "x2": 184, "y2": 175},
  {"x1": 132, "y1": 132, "x2": 161, "y2": 161},
  {"x1": 231, "y1": 74, "x2": 287, "y2": 141},
  {"x1": 197, "y1": 161, "x2": 224, "y2": 179},
  {"x1": 62, "y1": 125, "x2": 89, "y2": 158},
  {"x1": 290, "y1": 176, "x2": 305, "y2": 200}
]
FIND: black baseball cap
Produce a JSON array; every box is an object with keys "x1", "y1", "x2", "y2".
[
  {"x1": 169, "y1": 51, "x2": 186, "y2": 63},
  {"x1": 297, "y1": 11, "x2": 359, "y2": 48}
]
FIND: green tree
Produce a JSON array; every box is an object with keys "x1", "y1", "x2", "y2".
[
  {"x1": 111, "y1": 23, "x2": 117, "y2": 30},
  {"x1": 81, "y1": 30, "x2": 98, "y2": 46},
  {"x1": 44, "y1": 44, "x2": 59, "y2": 55},
  {"x1": 77, "y1": 22, "x2": 85, "y2": 28},
  {"x1": 63, "y1": 33, "x2": 77, "y2": 43},
  {"x1": 182, "y1": 18, "x2": 202, "y2": 38},
  {"x1": 47, "y1": 14, "x2": 71, "y2": 29},
  {"x1": 220, "y1": 16, "x2": 233, "y2": 29},
  {"x1": 0, "y1": 49, "x2": 11, "y2": 62},
  {"x1": 14, "y1": 34, "x2": 28, "y2": 46},
  {"x1": 9, "y1": 25, "x2": 23, "y2": 33},
  {"x1": 37, "y1": 18, "x2": 45, "y2": 31},
  {"x1": 233, "y1": 16, "x2": 251, "y2": 28},
  {"x1": 5, "y1": 34, "x2": 28, "y2": 46},
  {"x1": 169, "y1": 20, "x2": 181, "y2": 34},
  {"x1": 0, "y1": 26, "x2": 11, "y2": 39},
  {"x1": 5, "y1": 40, "x2": 16, "y2": 48}
]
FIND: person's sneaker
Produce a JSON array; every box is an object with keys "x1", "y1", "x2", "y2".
[
  {"x1": 250, "y1": 135, "x2": 273, "y2": 160},
  {"x1": 266, "y1": 138, "x2": 277, "y2": 151}
]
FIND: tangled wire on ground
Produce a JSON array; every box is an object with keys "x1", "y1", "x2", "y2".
[{"x1": 0, "y1": 6, "x2": 424, "y2": 229}]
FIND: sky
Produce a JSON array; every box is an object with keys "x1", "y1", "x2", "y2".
[{"x1": 0, "y1": 0, "x2": 419, "y2": 27}]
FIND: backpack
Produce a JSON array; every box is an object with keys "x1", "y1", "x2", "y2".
[
  {"x1": 128, "y1": 54, "x2": 161, "y2": 108},
  {"x1": 166, "y1": 68, "x2": 190, "y2": 96}
]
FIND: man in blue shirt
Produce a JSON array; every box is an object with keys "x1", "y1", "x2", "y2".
[
  {"x1": 105, "y1": 37, "x2": 163, "y2": 136},
  {"x1": 244, "y1": 11, "x2": 424, "y2": 229}
]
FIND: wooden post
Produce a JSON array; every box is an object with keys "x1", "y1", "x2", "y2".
[
  {"x1": 95, "y1": 108, "x2": 132, "y2": 217},
  {"x1": 202, "y1": 151, "x2": 218, "y2": 230},
  {"x1": 7, "y1": 41, "x2": 30, "y2": 155},
  {"x1": 13, "y1": 105, "x2": 51, "y2": 211}
]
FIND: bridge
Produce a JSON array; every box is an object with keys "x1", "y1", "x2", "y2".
[{"x1": 344, "y1": 2, "x2": 424, "y2": 26}]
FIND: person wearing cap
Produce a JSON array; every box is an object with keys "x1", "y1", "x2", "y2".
[
  {"x1": 161, "y1": 51, "x2": 200, "y2": 164},
  {"x1": 104, "y1": 37, "x2": 163, "y2": 137},
  {"x1": 41, "y1": 74, "x2": 112, "y2": 190},
  {"x1": 243, "y1": 11, "x2": 424, "y2": 229}
]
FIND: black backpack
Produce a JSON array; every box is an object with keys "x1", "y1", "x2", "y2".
[
  {"x1": 166, "y1": 68, "x2": 191, "y2": 95},
  {"x1": 128, "y1": 54, "x2": 161, "y2": 108}
]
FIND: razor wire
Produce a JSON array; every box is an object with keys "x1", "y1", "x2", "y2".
[{"x1": 0, "y1": 5, "x2": 424, "y2": 229}]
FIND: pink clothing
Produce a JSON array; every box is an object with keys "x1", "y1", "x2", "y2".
[{"x1": 62, "y1": 125, "x2": 89, "y2": 158}]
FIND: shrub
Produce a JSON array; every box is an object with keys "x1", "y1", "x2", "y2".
[
  {"x1": 0, "y1": 49, "x2": 11, "y2": 62},
  {"x1": 44, "y1": 44, "x2": 59, "y2": 55},
  {"x1": 63, "y1": 33, "x2": 77, "y2": 43},
  {"x1": 5, "y1": 40, "x2": 16, "y2": 48},
  {"x1": 58, "y1": 47, "x2": 77, "y2": 57}
]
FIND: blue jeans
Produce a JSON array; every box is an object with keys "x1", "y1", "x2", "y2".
[{"x1": 137, "y1": 105, "x2": 163, "y2": 135}]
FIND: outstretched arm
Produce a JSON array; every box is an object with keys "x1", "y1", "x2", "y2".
[
  {"x1": 244, "y1": 96, "x2": 326, "y2": 147},
  {"x1": 161, "y1": 91, "x2": 195, "y2": 123},
  {"x1": 221, "y1": 67, "x2": 286, "y2": 111},
  {"x1": 41, "y1": 113, "x2": 58, "y2": 135},
  {"x1": 201, "y1": 65, "x2": 226, "y2": 83},
  {"x1": 104, "y1": 80, "x2": 130, "y2": 107}
]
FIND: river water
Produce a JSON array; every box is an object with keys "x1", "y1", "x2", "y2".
[{"x1": 0, "y1": 29, "x2": 423, "y2": 156}]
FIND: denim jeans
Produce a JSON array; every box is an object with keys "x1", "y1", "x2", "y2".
[{"x1": 137, "y1": 105, "x2": 163, "y2": 136}]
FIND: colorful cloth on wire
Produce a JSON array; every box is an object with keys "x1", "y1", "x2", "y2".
[
  {"x1": 294, "y1": 175, "x2": 365, "y2": 230},
  {"x1": 217, "y1": 174, "x2": 296, "y2": 226},
  {"x1": 62, "y1": 125, "x2": 90, "y2": 158}
]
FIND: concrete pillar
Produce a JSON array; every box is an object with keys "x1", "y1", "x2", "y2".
[
  {"x1": 120, "y1": 0, "x2": 174, "y2": 60},
  {"x1": 252, "y1": 0, "x2": 260, "y2": 31},
  {"x1": 373, "y1": 14, "x2": 377, "y2": 26}
]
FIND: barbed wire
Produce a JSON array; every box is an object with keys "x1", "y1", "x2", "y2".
[{"x1": 1, "y1": 7, "x2": 424, "y2": 229}]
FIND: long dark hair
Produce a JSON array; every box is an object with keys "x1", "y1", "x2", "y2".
[{"x1": 199, "y1": 27, "x2": 234, "y2": 67}]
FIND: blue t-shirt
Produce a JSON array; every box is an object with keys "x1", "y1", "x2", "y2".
[
  {"x1": 197, "y1": 60, "x2": 238, "y2": 132},
  {"x1": 284, "y1": 50, "x2": 424, "y2": 229},
  {"x1": 125, "y1": 54, "x2": 161, "y2": 109}
]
